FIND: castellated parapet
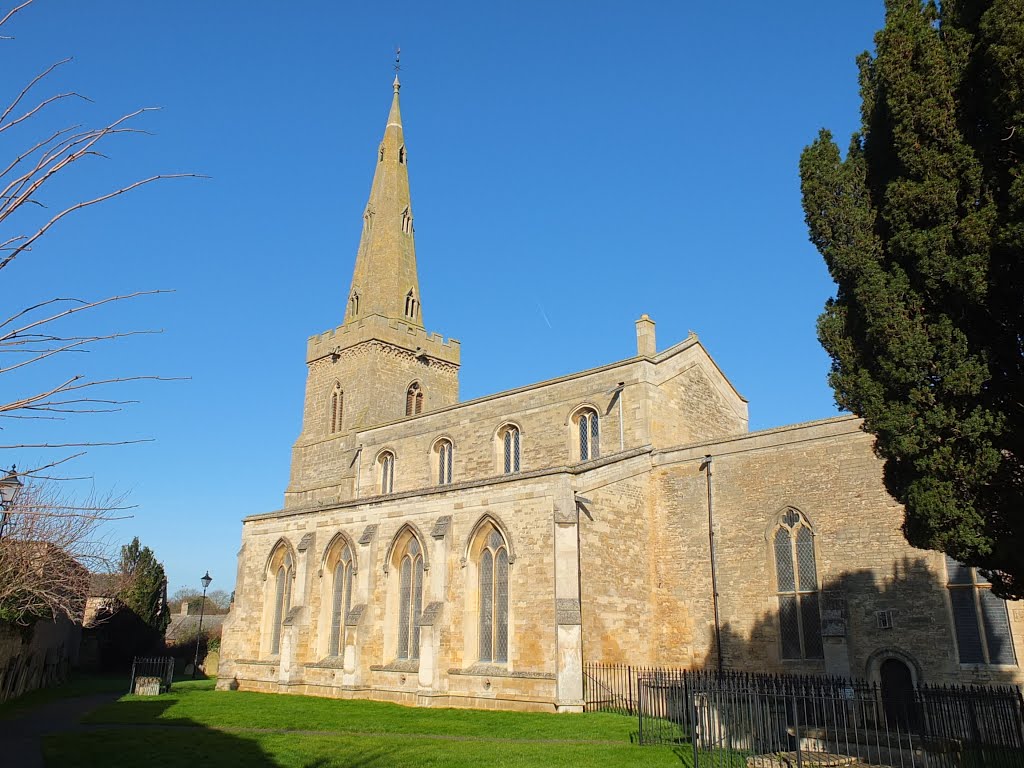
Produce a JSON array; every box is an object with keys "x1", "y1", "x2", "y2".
[{"x1": 307, "y1": 314, "x2": 460, "y2": 367}]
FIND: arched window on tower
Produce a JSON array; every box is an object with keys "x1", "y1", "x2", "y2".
[
  {"x1": 498, "y1": 424, "x2": 521, "y2": 474},
  {"x1": 378, "y1": 451, "x2": 395, "y2": 495},
  {"x1": 328, "y1": 543, "x2": 354, "y2": 657},
  {"x1": 573, "y1": 407, "x2": 600, "y2": 462},
  {"x1": 396, "y1": 536, "x2": 424, "y2": 661},
  {"x1": 478, "y1": 528, "x2": 509, "y2": 663},
  {"x1": 329, "y1": 384, "x2": 344, "y2": 434},
  {"x1": 772, "y1": 508, "x2": 823, "y2": 660},
  {"x1": 406, "y1": 382, "x2": 423, "y2": 416},
  {"x1": 434, "y1": 438, "x2": 453, "y2": 486}
]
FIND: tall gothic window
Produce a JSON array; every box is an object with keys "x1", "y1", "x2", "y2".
[
  {"x1": 499, "y1": 425, "x2": 520, "y2": 474},
  {"x1": 773, "y1": 508, "x2": 823, "y2": 660},
  {"x1": 268, "y1": 546, "x2": 293, "y2": 656},
  {"x1": 328, "y1": 544, "x2": 354, "y2": 657},
  {"x1": 574, "y1": 407, "x2": 600, "y2": 461},
  {"x1": 401, "y1": 208, "x2": 413, "y2": 236},
  {"x1": 329, "y1": 384, "x2": 344, "y2": 434},
  {"x1": 946, "y1": 556, "x2": 1016, "y2": 665},
  {"x1": 378, "y1": 451, "x2": 395, "y2": 495},
  {"x1": 478, "y1": 528, "x2": 509, "y2": 664},
  {"x1": 406, "y1": 382, "x2": 423, "y2": 416},
  {"x1": 349, "y1": 291, "x2": 360, "y2": 317},
  {"x1": 396, "y1": 537, "x2": 424, "y2": 661},
  {"x1": 435, "y1": 439, "x2": 453, "y2": 486}
]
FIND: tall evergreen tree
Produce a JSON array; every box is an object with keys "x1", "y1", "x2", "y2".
[
  {"x1": 117, "y1": 537, "x2": 169, "y2": 632},
  {"x1": 800, "y1": 0, "x2": 1023, "y2": 598}
]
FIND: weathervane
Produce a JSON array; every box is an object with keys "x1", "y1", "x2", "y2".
[{"x1": 394, "y1": 47, "x2": 401, "y2": 75}]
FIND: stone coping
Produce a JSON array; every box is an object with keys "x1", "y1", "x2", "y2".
[
  {"x1": 448, "y1": 665, "x2": 556, "y2": 680},
  {"x1": 370, "y1": 660, "x2": 419, "y2": 673}
]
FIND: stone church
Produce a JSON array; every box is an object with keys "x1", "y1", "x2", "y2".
[{"x1": 218, "y1": 77, "x2": 1023, "y2": 711}]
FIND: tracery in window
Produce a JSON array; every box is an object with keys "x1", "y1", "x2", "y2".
[
  {"x1": 434, "y1": 438, "x2": 453, "y2": 486},
  {"x1": 329, "y1": 383, "x2": 344, "y2": 434},
  {"x1": 266, "y1": 543, "x2": 294, "y2": 656},
  {"x1": 478, "y1": 528, "x2": 509, "y2": 663},
  {"x1": 396, "y1": 536, "x2": 424, "y2": 661},
  {"x1": 773, "y1": 508, "x2": 822, "y2": 660},
  {"x1": 946, "y1": 556, "x2": 1016, "y2": 665},
  {"x1": 378, "y1": 451, "x2": 395, "y2": 495},
  {"x1": 327, "y1": 542, "x2": 353, "y2": 657},
  {"x1": 574, "y1": 407, "x2": 600, "y2": 461},
  {"x1": 498, "y1": 424, "x2": 520, "y2": 474},
  {"x1": 405, "y1": 382, "x2": 423, "y2": 416}
]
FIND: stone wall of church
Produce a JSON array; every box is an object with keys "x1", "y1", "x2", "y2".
[{"x1": 642, "y1": 416, "x2": 1024, "y2": 686}]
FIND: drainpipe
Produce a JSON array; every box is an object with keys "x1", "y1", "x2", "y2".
[{"x1": 700, "y1": 454, "x2": 724, "y2": 674}]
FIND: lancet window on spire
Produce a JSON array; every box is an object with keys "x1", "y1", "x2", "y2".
[
  {"x1": 349, "y1": 291, "x2": 360, "y2": 318},
  {"x1": 399, "y1": 145, "x2": 406, "y2": 164},
  {"x1": 401, "y1": 207, "x2": 413, "y2": 236},
  {"x1": 404, "y1": 289, "x2": 418, "y2": 319},
  {"x1": 379, "y1": 143, "x2": 385, "y2": 162}
]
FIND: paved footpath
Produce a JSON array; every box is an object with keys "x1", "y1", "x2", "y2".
[{"x1": 0, "y1": 692, "x2": 119, "y2": 768}]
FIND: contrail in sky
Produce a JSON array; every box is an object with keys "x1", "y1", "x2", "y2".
[{"x1": 536, "y1": 300, "x2": 552, "y2": 329}]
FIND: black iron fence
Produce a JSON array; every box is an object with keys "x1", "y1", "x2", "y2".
[
  {"x1": 128, "y1": 656, "x2": 174, "y2": 694},
  {"x1": 584, "y1": 663, "x2": 1024, "y2": 767}
]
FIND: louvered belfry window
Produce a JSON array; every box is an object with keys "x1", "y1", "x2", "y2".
[
  {"x1": 946, "y1": 556, "x2": 1016, "y2": 665},
  {"x1": 502, "y1": 426, "x2": 520, "y2": 474},
  {"x1": 329, "y1": 545, "x2": 353, "y2": 657},
  {"x1": 773, "y1": 509, "x2": 823, "y2": 660},
  {"x1": 397, "y1": 537, "x2": 424, "y2": 661},
  {"x1": 577, "y1": 408, "x2": 600, "y2": 461},
  {"x1": 329, "y1": 385, "x2": 343, "y2": 434},
  {"x1": 479, "y1": 528, "x2": 509, "y2": 664}
]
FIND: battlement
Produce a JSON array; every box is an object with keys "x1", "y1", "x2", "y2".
[{"x1": 307, "y1": 313, "x2": 461, "y2": 366}]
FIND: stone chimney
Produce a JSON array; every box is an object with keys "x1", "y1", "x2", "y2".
[{"x1": 636, "y1": 314, "x2": 656, "y2": 357}]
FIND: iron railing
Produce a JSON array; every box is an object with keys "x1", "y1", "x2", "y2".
[
  {"x1": 584, "y1": 663, "x2": 1024, "y2": 767},
  {"x1": 128, "y1": 655, "x2": 174, "y2": 694}
]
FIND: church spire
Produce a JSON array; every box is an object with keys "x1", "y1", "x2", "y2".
[{"x1": 343, "y1": 74, "x2": 423, "y2": 327}]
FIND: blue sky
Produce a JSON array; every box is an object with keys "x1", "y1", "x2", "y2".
[{"x1": 3, "y1": 1, "x2": 884, "y2": 595}]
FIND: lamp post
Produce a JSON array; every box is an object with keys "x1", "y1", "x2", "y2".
[
  {"x1": 192, "y1": 570, "x2": 212, "y2": 679},
  {"x1": 0, "y1": 465, "x2": 23, "y2": 538}
]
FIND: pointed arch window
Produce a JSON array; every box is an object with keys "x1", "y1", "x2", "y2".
[
  {"x1": 396, "y1": 537, "x2": 424, "y2": 660},
  {"x1": 269, "y1": 549, "x2": 294, "y2": 655},
  {"x1": 405, "y1": 382, "x2": 423, "y2": 416},
  {"x1": 329, "y1": 384, "x2": 344, "y2": 434},
  {"x1": 399, "y1": 145, "x2": 407, "y2": 164},
  {"x1": 574, "y1": 407, "x2": 600, "y2": 461},
  {"x1": 379, "y1": 144, "x2": 385, "y2": 162},
  {"x1": 435, "y1": 439, "x2": 453, "y2": 486},
  {"x1": 498, "y1": 425, "x2": 520, "y2": 474},
  {"x1": 378, "y1": 451, "x2": 395, "y2": 495},
  {"x1": 773, "y1": 508, "x2": 823, "y2": 660},
  {"x1": 349, "y1": 291, "x2": 360, "y2": 317},
  {"x1": 328, "y1": 544, "x2": 354, "y2": 657},
  {"x1": 401, "y1": 207, "x2": 413, "y2": 235},
  {"x1": 478, "y1": 528, "x2": 509, "y2": 663},
  {"x1": 945, "y1": 556, "x2": 1016, "y2": 665}
]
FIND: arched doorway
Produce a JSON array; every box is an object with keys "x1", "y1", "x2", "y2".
[{"x1": 879, "y1": 657, "x2": 918, "y2": 731}]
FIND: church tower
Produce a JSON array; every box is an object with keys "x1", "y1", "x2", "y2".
[{"x1": 285, "y1": 76, "x2": 461, "y2": 507}]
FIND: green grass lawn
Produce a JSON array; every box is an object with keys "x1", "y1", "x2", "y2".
[{"x1": 44, "y1": 680, "x2": 709, "y2": 767}]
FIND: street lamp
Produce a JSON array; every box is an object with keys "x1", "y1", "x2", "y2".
[
  {"x1": 192, "y1": 570, "x2": 213, "y2": 679},
  {"x1": 0, "y1": 465, "x2": 23, "y2": 537}
]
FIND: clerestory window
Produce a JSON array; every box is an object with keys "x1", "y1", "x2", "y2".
[
  {"x1": 378, "y1": 451, "x2": 395, "y2": 495},
  {"x1": 574, "y1": 407, "x2": 600, "y2": 462},
  {"x1": 498, "y1": 425, "x2": 520, "y2": 474},
  {"x1": 435, "y1": 439, "x2": 453, "y2": 486}
]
